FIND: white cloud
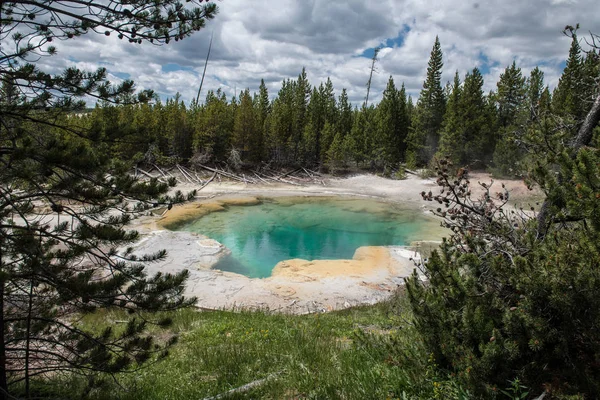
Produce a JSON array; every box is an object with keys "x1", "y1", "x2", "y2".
[{"x1": 30, "y1": 0, "x2": 600, "y2": 105}]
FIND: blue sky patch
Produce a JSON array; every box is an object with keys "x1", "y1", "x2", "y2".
[
  {"x1": 112, "y1": 71, "x2": 131, "y2": 80},
  {"x1": 161, "y1": 63, "x2": 195, "y2": 73},
  {"x1": 359, "y1": 25, "x2": 411, "y2": 59},
  {"x1": 477, "y1": 52, "x2": 500, "y2": 75}
]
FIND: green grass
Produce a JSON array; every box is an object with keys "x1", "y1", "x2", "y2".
[{"x1": 32, "y1": 292, "x2": 468, "y2": 399}]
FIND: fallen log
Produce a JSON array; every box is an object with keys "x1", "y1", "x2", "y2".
[
  {"x1": 137, "y1": 168, "x2": 168, "y2": 184},
  {"x1": 197, "y1": 171, "x2": 217, "y2": 191},
  {"x1": 198, "y1": 164, "x2": 246, "y2": 182},
  {"x1": 301, "y1": 167, "x2": 314, "y2": 178},
  {"x1": 252, "y1": 171, "x2": 271, "y2": 184},
  {"x1": 152, "y1": 163, "x2": 168, "y2": 179},
  {"x1": 180, "y1": 164, "x2": 202, "y2": 184},
  {"x1": 202, "y1": 372, "x2": 281, "y2": 400},
  {"x1": 176, "y1": 164, "x2": 194, "y2": 184},
  {"x1": 276, "y1": 167, "x2": 302, "y2": 180}
]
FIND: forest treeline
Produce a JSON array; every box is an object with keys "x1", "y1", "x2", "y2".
[{"x1": 72, "y1": 34, "x2": 600, "y2": 176}]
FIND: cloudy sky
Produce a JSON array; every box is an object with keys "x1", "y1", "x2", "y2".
[{"x1": 45, "y1": 0, "x2": 599, "y2": 106}]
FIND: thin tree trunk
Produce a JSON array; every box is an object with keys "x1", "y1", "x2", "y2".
[
  {"x1": 0, "y1": 243, "x2": 8, "y2": 399},
  {"x1": 195, "y1": 31, "x2": 213, "y2": 105},
  {"x1": 364, "y1": 48, "x2": 380, "y2": 107},
  {"x1": 24, "y1": 280, "x2": 34, "y2": 398}
]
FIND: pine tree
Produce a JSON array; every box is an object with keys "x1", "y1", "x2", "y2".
[
  {"x1": 195, "y1": 89, "x2": 232, "y2": 162},
  {"x1": 375, "y1": 77, "x2": 399, "y2": 166},
  {"x1": 292, "y1": 68, "x2": 311, "y2": 162},
  {"x1": 337, "y1": 88, "x2": 353, "y2": 140},
  {"x1": 346, "y1": 105, "x2": 375, "y2": 167},
  {"x1": 327, "y1": 128, "x2": 347, "y2": 173},
  {"x1": 397, "y1": 83, "x2": 410, "y2": 163},
  {"x1": 459, "y1": 68, "x2": 494, "y2": 166},
  {"x1": 0, "y1": 0, "x2": 217, "y2": 396},
  {"x1": 407, "y1": 36, "x2": 446, "y2": 165},
  {"x1": 269, "y1": 79, "x2": 295, "y2": 164},
  {"x1": 407, "y1": 32, "x2": 600, "y2": 397},
  {"x1": 375, "y1": 77, "x2": 408, "y2": 167},
  {"x1": 319, "y1": 122, "x2": 337, "y2": 168},
  {"x1": 130, "y1": 102, "x2": 161, "y2": 162},
  {"x1": 307, "y1": 85, "x2": 324, "y2": 164},
  {"x1": 527, "y1": 67, "x2": 546, "y2": 121},
  {"x1": 406, "y1": 95, "x2": 415, "y2": 126},
  {"x1": 437, "y1": 71, "x2": 463, "y2": 165},
  {"x1": 496, "y1": 61, "x2": 527, "y2": 129},
  {"x1": 256, "y1": 79, "x2": 271, "y2": 163},
  {"x1": 492, "y1": 62, "x2": 527, "y2": 175},
  {"x1": 553, "y1": 32, "x2": 585, "y2": 125},
  {"x1": 233, "y1": 89, "x2": 259, "y2": 164},
  {"x1": 319, "y1": 78, "x2": 337, "y2": 164},
  {"x1": 165, "y1": 93, "x2": 194, "y2": 161}
]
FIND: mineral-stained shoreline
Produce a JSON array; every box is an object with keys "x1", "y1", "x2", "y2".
[{"x1": 129, "y1": 172, "x2": 538, "y2": 313}]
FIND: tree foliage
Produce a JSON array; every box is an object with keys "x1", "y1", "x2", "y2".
[
  {"x1": 40, "y1": 35, "x2": 592, "y2": 177},
  {"x1": 0, "y1": 0, "x2": 217, "y2": 397},
  {"x1": 408, "y1": 36, "x2": 446, "y2": 165},
  {"x1": 406, "y1": 27, "x2": 600, "y2": 398}
]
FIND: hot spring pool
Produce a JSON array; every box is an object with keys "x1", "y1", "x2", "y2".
[{"x1": 171, "y1": 197, "x2": 441, "y2": 278}]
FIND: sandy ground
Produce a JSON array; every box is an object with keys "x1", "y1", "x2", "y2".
[{"x1": 130, "y1": 172, "x2": 540, "y2": 313}]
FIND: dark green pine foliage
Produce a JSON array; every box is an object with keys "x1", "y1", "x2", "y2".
[
  {"x1": 527, "y1": 67, "x2": 546, "y2": 121},
  {"x1": 459, "y1": 68, "x2": 495, "y2": 166},
  {"x1": 165, "y1": 93, "x2": 194, "y2": 161},
  {"x1": 397, "y1": 83, "x2": 410, "y2": 162},
  {"x1": 439, "y1": 69, "x2": 494, "y2": 167},
  {"x1": 0, "y1": 0, "x2": 218, "y2": 395},
  {"x1": 583, "y1": 50, "x2": 600, "y2": 102},
  {"x1": 552, "y1": 33, "x2": 586, "y2": 127},
  {"x1": 321, "y1": 122, "x2": 340, "y2": 170},
  {"x1": 492, "y1": 62, "x2": 528, "y2": 176},
  {"x1": 406, "y1": 95, "x2": 414, "y2": 128},
  {"x1": 408, "y1": 36, "x2": 446, "y2": 166},
  {"x1": 375, "y1": 77, "x2": 400, "y2": 166},
  {"x1": 407, "y1": 139, "x2": 600, "y2": 398},
  {"x1": 305, "y1": 85, "x2": 324, "y2": 165},
  {"x1": 375, "y1": 77, "x2": 409, "y2": 167},
  {"x1": 496, "y1": 61, "x2": 527, "y2": 129},
  {"x1": 292, "y1": 68, "x2": 311, "y2": 163},
  {"x1": 194, "y1": 89, "x2": 233, "y2": 162},
  {"x1": 257, "y1": 79, "x2": 271, "y2": 129},
  {"x1": 327, "y1": 88, "x2": 353, "y2": 171},
  {"x1": 583, "y1": 48, "x2": 600, "y2": 146},
  {"x1": 582, "y1": 50, "x2": 600, "y2": 146},
  {"x1": 132, "y1": 102, "x2": 162, "y2": 162},
  {"x1": 233, "y1": 89, "x2": 260, "y2": 164},
  {"x1": 319, "y1": 78, "x2": 337, "y2": 164},
  {"x1": 407, "y1": 33, "x2": 600, "y2": 397},
  {"x1": 253, "y1": 79, "x2": 271, "y2": 163},
  {"x1": 269, "y1": 78, "x2": 295, "y2": 164},
  {"x1": 539, "y1": 86, "x2": 552, "y2": 113},
  {"x1": 345, "y1": 105, "x2": 375, "y2": 167},
  {"x1": 437, "y1": 71, "x2": 463, "y2": 165},
  {"x1": 336, "y1": 88, "x2": 353, "y2": 140}
]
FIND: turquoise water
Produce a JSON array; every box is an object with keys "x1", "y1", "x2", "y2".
[{"x1": 174, "y1": 197, "x2": 441, "y2": 278}]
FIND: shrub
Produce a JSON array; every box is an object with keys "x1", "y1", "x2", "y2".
[{"x1": 406, "y1": 150, "x2": 600, "y2": 398}]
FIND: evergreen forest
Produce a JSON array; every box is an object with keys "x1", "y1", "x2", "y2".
[{"x1": 57, "y1": 34, "x2": 600, "y2": 179}]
